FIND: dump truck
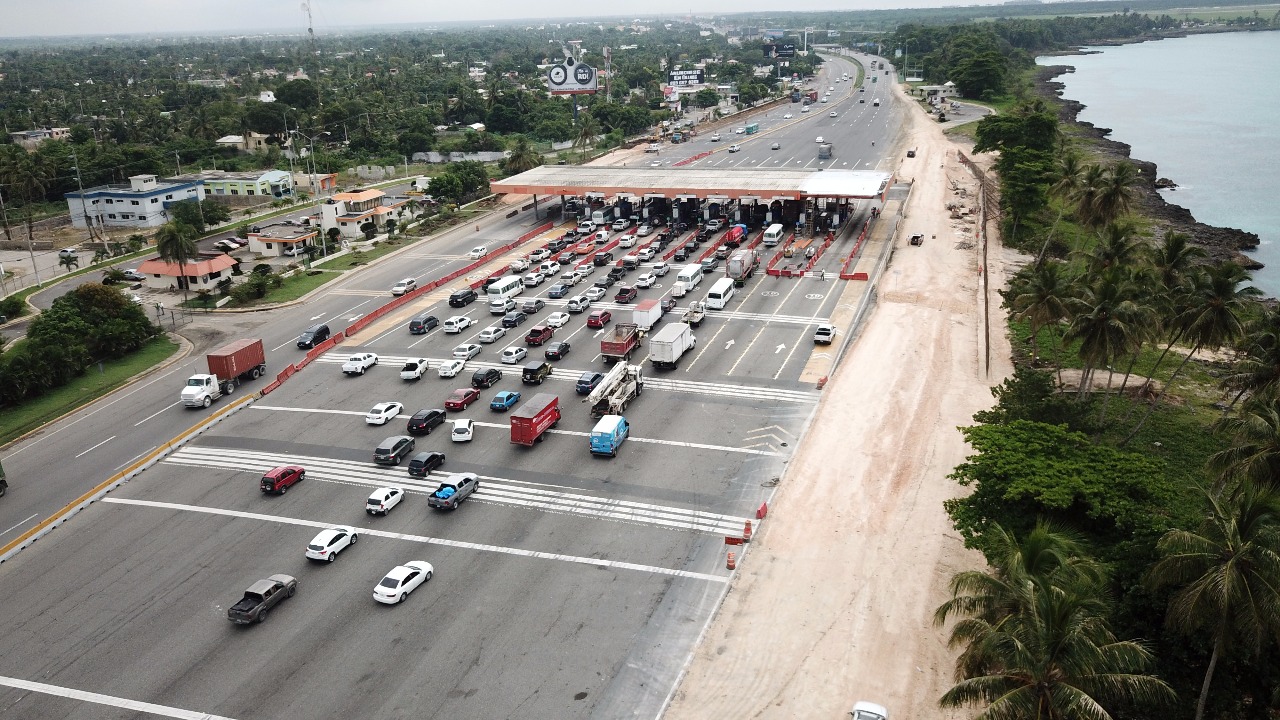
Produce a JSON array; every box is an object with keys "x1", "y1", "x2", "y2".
[
  {"x1": 587, "y1": 362, "x2": 644, "y2": 418},
  {"x1": 632, "y1": 299, "x2": 664, "y2": 332},
  {"x1": 600, "y1": 322, "x2": 641, "y2": 364},
  {"x1": 727, "y1": 248, "x2": 760, "y2": 286},
  {"x1": 682, "y1": 300, "x2": 707, "y2": 327},
  {"x1": 650, "y1": 322, "x2": 697, "y2": 370},
  {"x1": 181, "y1": 338, "x2": 267, "y2": 408},
  {"x1": 510, "y1": 393, "x2": 561, "y2": 446}
]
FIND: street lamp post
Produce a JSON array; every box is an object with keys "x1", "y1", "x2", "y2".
[
  {"x1": 291, "y1": 130, "x2": 331, "y2": 256},
  {"x1": 69, "y1": 150, "x2": 99, "y2": 244}
]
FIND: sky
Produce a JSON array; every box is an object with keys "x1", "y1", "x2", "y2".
[{"x1": 1, "y1": 0, "x2": 992, "y2": 38}]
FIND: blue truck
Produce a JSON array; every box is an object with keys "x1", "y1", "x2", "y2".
[{"x1": 589, "y1": 415, "x2": 630, "y2": 457}]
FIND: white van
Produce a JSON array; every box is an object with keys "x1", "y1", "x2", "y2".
[
  {"x1": 676, "y1": 263, "x2": 704, "y2": 290},
  {"x1": 706, "y1": 277, "x2": 736, "y2": 310},
  {"x1": 762, "y1": 224, "x2": 785, "y2": 247},
  {"x1": 486, "y1": 275, "x2": 525, "y2": 303}
]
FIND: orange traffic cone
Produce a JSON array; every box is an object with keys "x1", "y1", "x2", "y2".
[
  {"x1": 726, "y1": 552, "x2": 737, "y2": 570},
  {"x1": 743, "y1": 520, "x2": 753, "y2": 542}
]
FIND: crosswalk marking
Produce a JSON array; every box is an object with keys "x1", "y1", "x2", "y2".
[
  {"x1": 326, "y1": 289, "x2": 387, "y2": 297},
  {"x1": 310, "y1": 355, "x2": 820, "y2": 405},
  {"x1": 165, "y1": 447, "x2": 754, "y2": 535}
]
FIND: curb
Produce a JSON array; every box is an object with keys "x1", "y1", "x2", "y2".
[{"x1": 0, "y1": 332, "x2": 194, "y2": 453}]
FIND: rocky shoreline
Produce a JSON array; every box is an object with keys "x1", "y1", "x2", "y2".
[{"x1": 1034, "y1": 62, "x2": 1263, "y2": 269}]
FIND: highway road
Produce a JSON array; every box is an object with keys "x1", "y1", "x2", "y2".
[{"x1": 0, "y1": 52, "x2": 902, "y2": 720}]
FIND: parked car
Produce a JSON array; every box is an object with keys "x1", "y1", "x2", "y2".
[
  {"x1": 443, "y1": 316, "x2": 472, "y2": 333},
  {"x1": 546, "y1": 311, "x2": 571, "y2": 328},
  {"x1": 501, "y1": 346, "x2": 528, "y2": 364},
  {"x1": 452, "y1": 344, "x2": 482, "y2": 360},
  {"x1": 502, "y1": 311, "x2": 527, "y2": 328},
  {"x1": 365, "y1": 401, "x2": 404, "y2": 425},
  {"x1": 451, "y1": 418, "x2": 474, "y2": 442},
  {"x1": 366, "y1": 486, "x2": 406, "y2": 516},
  {"x1": 306, "y1": 526, "x2": 357, "y2": 562},
  {"x1": 121, "y1": 268, "x2": 146, "y2": 281},
  {"x1": 400, "y1": 358, "x2": 429, "y2": 381},
  {"x1": 373, "y1": 436, "x2": 415, "y2": 465},
  {"x1": 214, "y1": 239, "x2": 241, "y2": 252},
  {"x1": 436, "y1": 359, "x2": 465, "y2": 378},
  {"x1": 406, "y1": 408, "x2": 447, "y2": 435},
  {"x1": 445, "y1": 388, "x2": 481, "y2": 410},
  {"x1": 490, "y1": 390, "x2": 522, "y2": 411},
  {"x1": 372, "y1": 561, "x2": 434, "y2": 604},
  {"x1": 391, "y1": 278, "x2": 417, "y2": 295},
  {"x1": 407, "y1": 451, "x2": 446, "y2": 477},
  {"x1": 545, "y1": 341, "x2": 571, "y2": 360},
  {"x1": 587, "y1": 310, "x2": 612, "y2": 328}
]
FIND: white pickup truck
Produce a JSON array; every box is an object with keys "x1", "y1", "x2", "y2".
[{"x1": 342, "y1": 353, "x2": 379, "y2": 376}]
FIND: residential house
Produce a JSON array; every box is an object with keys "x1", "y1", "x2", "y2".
[
  {"x1": 258, "y1": 90, "x2": 277, "y2": 103},
  {"x1": 136, "y1": 253, "x2": 236, "y2": 292},
  {"x1": 8, "y1": 127, "x2": 70, "y2": 150},
  {"x1": 174, "y1": 170, "x2": 293, "y2": 203},
  {"x1": 319, "y1": 188, "x2": 408, "y2": 240},
  {"x1": 215, "y1": 132, "x2": 272, "y2": 154},
  {"x1": 64, "y1": 174, "x2": 204, "y2": 230},
  {"x1": 246, "y1": 224, "x2": 317, "y2": 258}
]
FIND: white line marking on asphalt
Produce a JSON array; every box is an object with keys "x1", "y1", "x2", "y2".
[
  {"x1": 270, "y1": 337, "x2": 298, "y2": 352},
  {"x1": 0, "y1": 674, "x2": 239, "y2": 720},
  {"x1": 114, "y1": 446, "x2": 158, "y2": 472},
  {"x1": 102, "y1": 498, "x2": 729, "y2": 583},
  {"x1": 74, "y1": 435, "x2": 116, "y2": 458},
  {"x1": 0, "y1": 514, "x2": 38, "y2": 539},
  {"x1": 134, "y1": 401, "x2": 180, "y2": 427}
]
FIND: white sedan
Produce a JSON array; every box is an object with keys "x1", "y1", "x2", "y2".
[
  {"x1": 636, "y1": 248, "x2": 656, "y2": 261},
  {"x1": 545, "y1": 311, "x2": 571, "y2": 328},
  {"x1": 453, "y1": 343, "x2": 482, "y2": 360},
  {"x1": 584, "y1": 286, "x2": 607, "y2": 301},
  {"x1": 443, "y1": 316, "x2": 472, "y2": 333},
  {"x1": 365, "y1": 401, "x2": 404, "y2": 425},
  {"x1": 373, "y1": 560, "x2": 434, "y2": 604},
  {"x1": 478, "y1": 326, "x2": 507, "y2": 344},
  {"x1": 305, "y1": 526, "x2": 358, "y2": 562},
  {"x1": 523, "y1": 272, "x2": 545, "y2": 288},
  {"x1": 816, "y1": 136, "x2": 825, "y2": 143},
  {"x1": 635, "y1": 272, "x2": 657, "y2": 289},
  {"x1": 366, "y1": 486, "x2": 406, "y2": 516},
  {"x1": 509, "y1": 258, "x2": 530, "y2": 272},
  {"x1": 783, "y1": 112, "x2": 793, "y2": 119},
  {"x1": 400, "y1": 358, "x2": 429, "y2": 380},
  {"x1": 501, "y1": 346, "x2": 528, "y2": 364},
  {"x1": 467, "y1": 246, "x2": 487, "y2": 259},
  {"x1": 391, "y1": 278, "x2": 416, "y2": 296},
  {"x1": 437, "y1": 358, "x2": 466, "y2": 378}
]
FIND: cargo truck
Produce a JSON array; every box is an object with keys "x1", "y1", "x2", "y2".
[
  {"x1": 600, "y1": 322, "x2": 640, "y2": 364},
  {"x1": 727, "y1": 248, "x2": 760, "y2": 286},
  {"x1": 181, "y1": 338, "x2": 267, "y2": 408},
  {"x1": 632, "y1": 299, "x2": 664, "y2": 332},
  {"x1": 650, "y1": 322, "x2": 697, "y2": 370},
  {"x1": 721, "y1": 224, "x2": 747, "y2": 248},
  {"x1": 818, "y1": 143, "x2": 833, "y2": 160},
  {"x1": 510, "y1": 393, "x2": 561, "y2": 446},
  {"x1": 587, "y1": 362, "x2": 644, "y2": 418},
  {"x1": 589, "y1": 415, "x2": 630, "y2": 457}
]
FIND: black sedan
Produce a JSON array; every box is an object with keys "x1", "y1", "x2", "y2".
[
  {"x1": 502, "y1": 311, "x2": 527, "y2": 328},
  {"x1": 544, "y1": 341, "x2": 571, "y2": 360}
]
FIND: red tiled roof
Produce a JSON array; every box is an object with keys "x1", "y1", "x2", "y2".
[{"x1": 137, "y1": 254, "x2": 237, "y2": 277}]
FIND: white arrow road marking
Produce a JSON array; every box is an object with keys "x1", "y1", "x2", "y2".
[
  {"x1": 775, "y1": 344, "x2": 786, "y2": 353},
  {"x1": 347, "y1": 314, "x2": 363, "y2": 322},
  {"x1": 310, "y1": 313, "x2": 326, "y2": 320},
  {"x1": 724, "y1": 339, "x2": 735, "y2": 349}
]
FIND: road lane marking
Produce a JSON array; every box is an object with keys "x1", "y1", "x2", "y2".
[
  {"x1": 0, "y1": 514, "x2": 38, "y2": 540},
  {"x1": 134, "y1": 401, "x2": 180, "y2": 427},
  {"x1": 74, "y1": 435, "x2": 116, "y2": 458},
  {"x1": 102, "y1": 498, "x2": 729, "y2": 583},
  {"x1": 0, "y1": 674, "x2": 238, "y2": 720},
  {"x1": 114, "y1": 446, "x2": 158, "y2": 472}
]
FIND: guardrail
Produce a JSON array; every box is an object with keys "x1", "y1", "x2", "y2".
[{"x1": 838, "y1": 219, "x2": 874, "y2": 280}]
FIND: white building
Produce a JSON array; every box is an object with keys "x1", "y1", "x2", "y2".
[
  {"x1": 319, "y1": 189, "x2": 409, "y2": 239},
  {"x1": 64, "y1": 174, "x2": 204, "y2": 230}
]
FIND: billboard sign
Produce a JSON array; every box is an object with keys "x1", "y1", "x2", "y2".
[
  {"x1": 547, "y1": 56, "x2": 598, "y2": 95},
  {"x1": 763, "y1": 43, "x2": 796, "y2": 58},
  {"x1": 668, "y1": 68, "x2": 704, "y2": 87}
]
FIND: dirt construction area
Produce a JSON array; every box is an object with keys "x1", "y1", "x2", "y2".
[{"x1": 663, "y1": 89, "x2": 1015, "y2": 718}]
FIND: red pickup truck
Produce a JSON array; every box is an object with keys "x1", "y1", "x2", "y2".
[{"x1": 510, "y1": 394, "x2": 561, "y2": 446}]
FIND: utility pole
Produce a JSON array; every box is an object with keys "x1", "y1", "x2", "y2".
[
  {"x1": 70, "y1": 150, "x2": 101, "y2": 243},
  {"x1": 175, "y1": 150, "x2": 182, "y2": 176}
]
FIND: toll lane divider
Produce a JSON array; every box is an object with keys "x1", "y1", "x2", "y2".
[
  {"x1": 765, "y1": 233, "x2": 797, "y2": 277},
  {"x1": 839, "y1": 219, "x2": 873, "y2": 280},
  {"x1": 0, "y1": 392, "x2": 260, "y2": 564}
]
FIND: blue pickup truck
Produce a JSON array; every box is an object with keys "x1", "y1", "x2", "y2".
[{"x1": 589, "y1": 415, "x2": 629, "y2": 457}]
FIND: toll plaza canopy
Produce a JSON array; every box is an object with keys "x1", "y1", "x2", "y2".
[{"x1": 489, "y1": 166, "x2": 893, "y2": 202}]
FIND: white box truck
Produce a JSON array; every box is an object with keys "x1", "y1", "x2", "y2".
[{"x1": 649, "y1": 322, "x2": 696, "y2": 370}]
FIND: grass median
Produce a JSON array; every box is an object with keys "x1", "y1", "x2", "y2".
[{"x1": 0, "y1": 335, "x2": 180, "y2": 446}]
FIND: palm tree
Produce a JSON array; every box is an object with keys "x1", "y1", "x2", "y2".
[
  {"x1": 1091, "y1": 162, "x2": 1141, "y2": 228},
  {"x1": 574, "y1": 112, "x2": 600, "y2": 161},
  {"x1": 1208, "y1": 397, "x2": 1280, "y2": 490},
  {"x1": 1221, "y1": 308, "x2": 1280, "y2": 408},
  {"x1": 0, "y1": 146, "x2": 56, "y2": 284},
  {"x1": 154, "y1": 222, "x2": 197, "y2": 301},
  {"x1": 58, "y1": 253, "x2": 80, "y2": 274},
  {"x1": 1076, "y1": 220, "x2": 1145, "y2": 275},
  {"x1": 1036, "y1": 147, "x2": 1086, "y2": 262},
  {"x1": 1147, "y1": 230, "x2": 1205, "y2": 296},
  {"x1": 1126, "y1": 262, "x2": 1261, "y2": 442},
  {"x1": 1147, "y1": 482, "x2": 1280, "y2": 720},
  {"x1": 1071, "y1": 163, "x2": 1107, "y2": 228},
  {"x1": 186, "y1": 106, "x2": 219, "y2": 141},
  {"x1": 1010, "y1": 260, "x2": 1072, "y2": 369},
  {"x1": 1064, "y1": 270, "x2": 1145, "y2": 399},
  {"x1": 503, "y1": 136, "x2": 542, "y2": 175}
]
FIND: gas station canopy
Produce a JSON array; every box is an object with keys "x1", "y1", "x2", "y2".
[{"x1": 490, "y1": 166, "x2": 892, "y2": 202}]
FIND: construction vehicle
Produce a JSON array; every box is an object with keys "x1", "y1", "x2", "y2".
[
  {"x1": 586, "y1": 362, "x2": 644, "y2": 419},
  {"x1": 600, "y1": 322, "x2": 641, "y2": 364}
]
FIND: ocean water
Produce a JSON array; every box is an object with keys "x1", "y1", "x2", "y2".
[{"x1": 1037, "y1": 31, "x2": 1280, "y2": 295}]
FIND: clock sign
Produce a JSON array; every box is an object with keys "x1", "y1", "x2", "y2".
[{"x1": 548, "y1": 65, "x2": 568, "y2": 86}]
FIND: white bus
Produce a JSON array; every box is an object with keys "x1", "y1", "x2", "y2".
[
  {"x1": 486, "y1": 275, "x2": 525, "y2": 302},
  {"x1": 762, "y1": 223, "x2": 785, "y2": 246},
  {"x1": 676, "y1": 263, "x2": 704, "y2": 290},
  {"x1": 706, "y1": 277, "x2": 736, "y2": 310}
]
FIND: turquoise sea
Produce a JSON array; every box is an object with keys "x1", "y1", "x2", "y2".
[{"x1": 1037, "y1": 31, "x2": 1280, "y2": 295}]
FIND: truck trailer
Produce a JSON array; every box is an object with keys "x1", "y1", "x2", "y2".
[
  {"x1": 632, "y1": 299, "x2": 664, "y2": 332},
  {"x1": 181, "y1": 338, "x2": 267, "y2": 408},
  {"x1": 726, "y1": 248, "x2": 760, "y2": 286},
  {"x1": 509, "y1": 393, "x2": 561, "y2": 446}
]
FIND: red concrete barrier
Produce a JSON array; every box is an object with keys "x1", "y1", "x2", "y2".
[
  {"x1": 850, "y1": 272, "x2": 869, "y2": 281},
  {"x1": 756, "y1": 502, "x2": 768, "y2": 519},
  {"x1": 724, "y1": 537, "x2": 744, "y2": 546}
]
